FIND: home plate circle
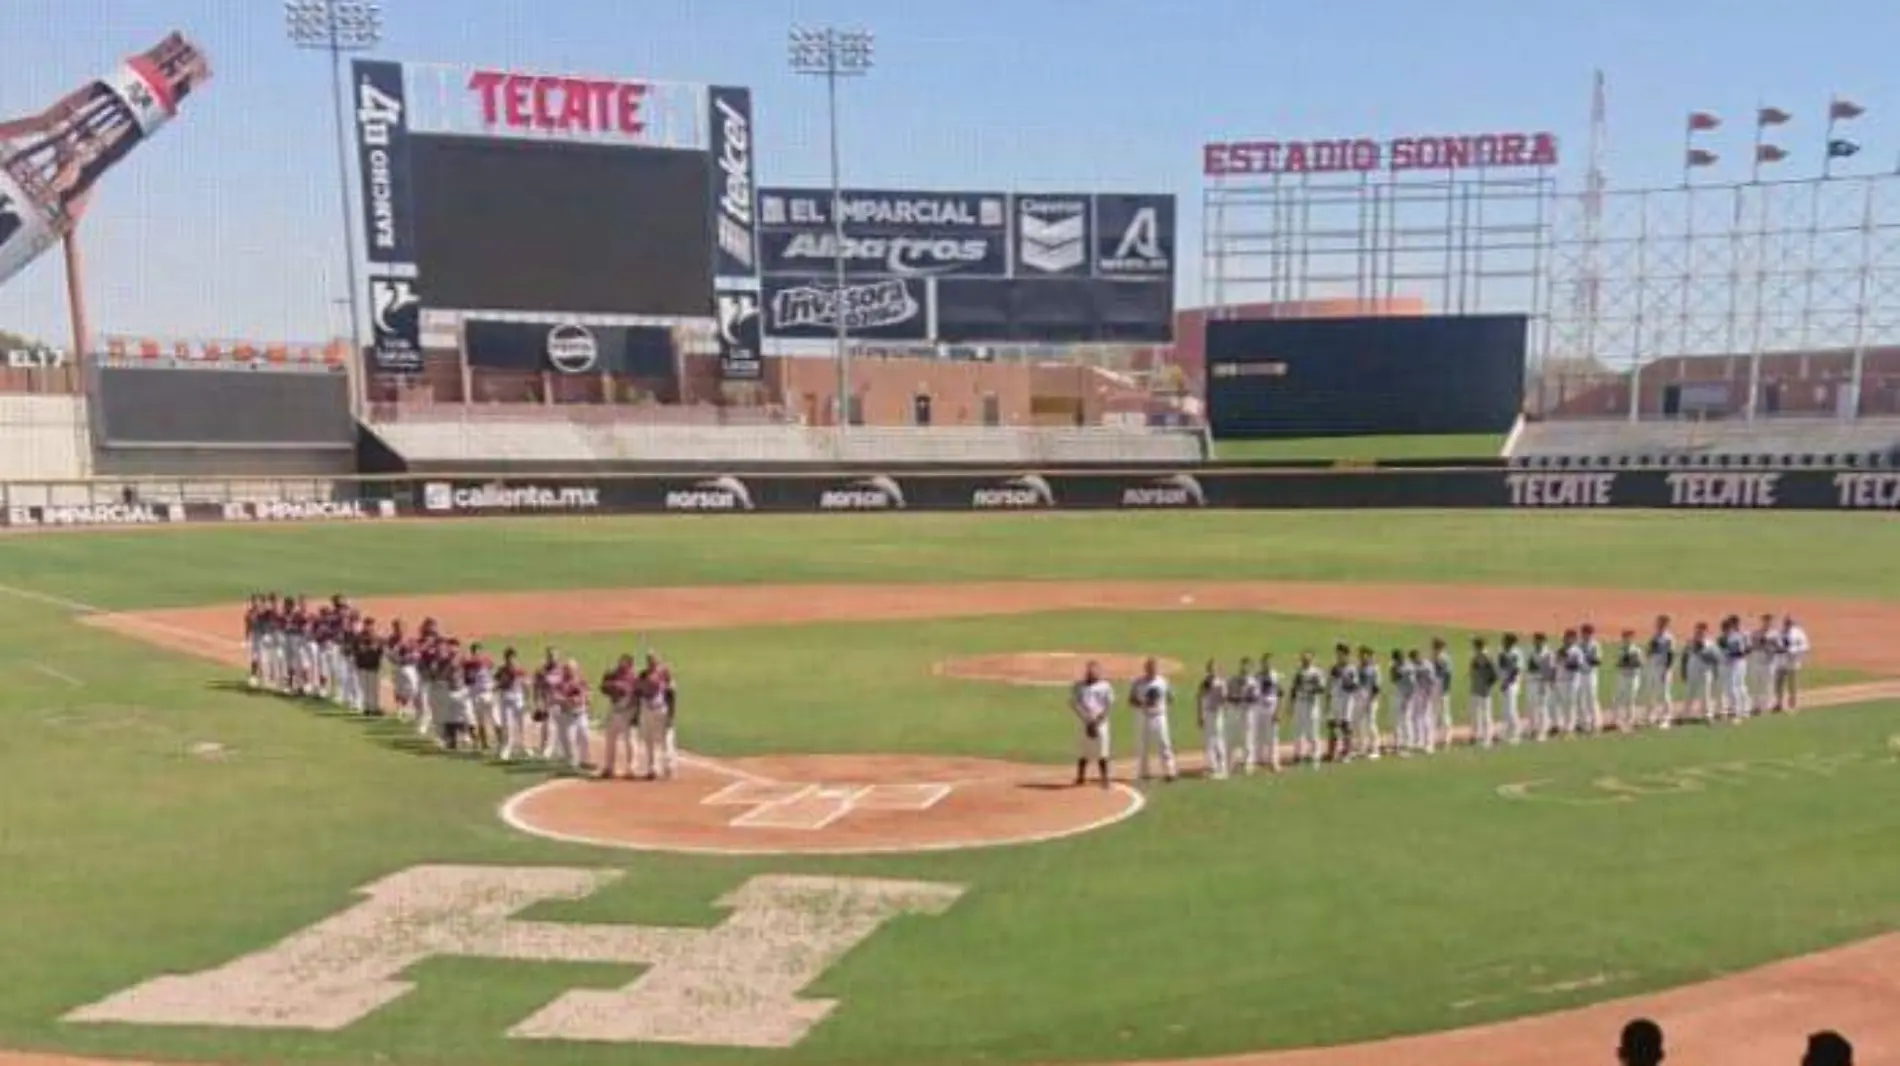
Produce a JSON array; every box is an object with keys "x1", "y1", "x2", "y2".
[{"x1": 500, "y1": 754, "x2": 1144, "y2": 856}]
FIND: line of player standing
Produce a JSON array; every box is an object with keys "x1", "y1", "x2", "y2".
[
  {"x1": 239, "y1": 593, "x2": 682, "y2": 781},
  {"x1": 1069, "y1": 613, "x2": 1813, "y2": 785}
]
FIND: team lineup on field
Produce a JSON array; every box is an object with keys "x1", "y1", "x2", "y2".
[{"x1": 1070, "y1": 614, "x2": 1815, "y2": 785}]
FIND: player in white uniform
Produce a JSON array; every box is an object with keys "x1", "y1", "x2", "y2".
[
  {"x1": 1611, "y1": 629, "x2": 1644, "y2": 732},
  {"x1": 1197, "y1": 661, "x2": 1230, "y2": 780},
  {"x1": 1747, "y1": 613, "x2": 1779, "y2": 715},
  {"x1": 1324, "y1": 644, "x2": 1359, "y2": 763},
  {"x1": 1578, "y1": 623, "x2": 1605, "y2": 734},
  {"x1": 1718, "y1": 616, "x2": 1752, "y2": 721},
  {"x1": 1643, "y1": 615, "x2": 1677, "y2": 728},
  {"x1": 1354, "y1": 647, "x2": 1383, "y2": 760},
  {"x1": 636, "y1": 654, "x2": 678, "y2": 781},
  {"x1": 1682, "y1": 622, "x2": 1717, "y2": 721},
  {"x1": 1497, "y1": 633, "x2": 1526, "y2": 744},
  {"x1": 1070, "y1": 662, "x2": 1114, "y2": 788},
  {"x1": 1128, "y1": 658, "x2": 1178, "y2": 784},
  {"x1": 1289, "y1": 652, "x2": 1326, "y2": 766},
  {"x1": 1557, "y1": 629, "x2": 1587, "y2": 737},
  {"x1": 1468, "y1": 637, "x2": 1499, "y2": 747},
  {"x1": 1777, "y1": 615, "x2": 1811, "y2": 712},
  {"x1": 495, "y1": 648, "x2": 529, "y2": 762},
  {"x1": 1407, "y1": 648, "x2": 1438, "y2": 753},
  {"x1": 1430, "y1": 639, "x2": 1455, "y2": 751},
  {"x1": 1235, "y1": 655, "x2": 1280, "y2": 773}
]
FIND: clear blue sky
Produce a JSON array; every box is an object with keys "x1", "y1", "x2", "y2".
[{"x1": 1, "y1": 0, "x2": 1892, "y2": 345}]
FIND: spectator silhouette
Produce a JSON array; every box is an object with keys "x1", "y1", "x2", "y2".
[
  {"x1": 1803, "y1": 1031, "x2": 1853, "y2": 1066},
  {"x1": 1617, "y1": 1018, "x2": 1665, "y2": 1066}
]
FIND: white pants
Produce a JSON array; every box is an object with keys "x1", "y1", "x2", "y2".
[
  {"x1": 1685, "y1": 666, "x2": 1715, "y2": 715},
  {"x1": 1411, "y1": 690, "x2": 1440, "y2": 752},
  {"x1": 1470, "y1": 693, "x2": 1494, "y2": 746},
  {"x1": 553, "y1": 708, "x2": 591, "y2": 768},
  {"x1": 1642, "y1": 662, "x2": 1674, "y2": 723},
  {"x1": 316, "y1": 642, "x2": 336, "y2": 695},
  {"x1": 1581, "y1": 668, "x2": 1602, "y2": 731},
  {"x1": 1747, "y1": 657, "x2": 1775, "y2": 712},
  {"x1": 1497, "y1": 682, "x2": 1521, "y2": 743},
  {"x1": 395, "y1": 665, "x2": 420, "y2": 711},
  {"x1": 1075, "y1": 720, "x2": 1110, "y2": 761},
  {"x1": 602, "y1": 708, "x2": 639, "y2": 775},
  {"x1": 1613, "y1": 672, "x2": 1641, "y2": 727},
  {"x1": 1722, "y1": 660, "x2": 1750, "y2": 717},
  {"x1": 1292, "y1": 697, "x2": 1321, "y2": 760},
  {"x1": 262, "y1": 637, "x2": 286, "y2": 689},
  {"x1": 1200, "y1": 706, "x2": 1229, "y2": 778},
  {"x1": 1436, "y1": 691, "x2": 1454, "y2": 743},
  {"x1": 471, "y1": 688, "x2": 499, "y2": 735},
  {"x1": 639, "y1": 711, "x2": 677, "y2": 778},
  {"x1": 1390, "y1": 690, "x2": 1413, "y2": 751},
  {"x1": 1559, "y1": 673, "x2": 1586, "y2": 733},
  {"x1": 498, "y1": 692, "x2": 528, "y2": 759},
  {"x1": 1353, "y1": 692, "x2": 1381, "y2": 753},
  {"x1": 1238, "y1": 702, "x2": 1277, "y2": 770},
  {"x1": 417, "y1": 682, "x2": 443, "y2": 735},
  {"x1": 1135, "y1": 713, "x2": 1176, "y2": 780}
]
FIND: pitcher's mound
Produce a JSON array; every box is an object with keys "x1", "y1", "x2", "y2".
[
  {"x1": 501, "y1": 754, "x2": 1143, "y2": 856},
  {"x1": 935, "y1": 652, "x2": 1181, "y2": 687}
]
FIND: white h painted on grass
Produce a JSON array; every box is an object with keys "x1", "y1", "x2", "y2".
[{"x1": 66, "y1": 864, "x2": 963, "y2": 1048}]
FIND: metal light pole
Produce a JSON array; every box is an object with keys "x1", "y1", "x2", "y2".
[
  {"x1": 790, "y1": 27, "x2": 873, "y2": 428},
  {"x1": 285, "y1": 0, "x2": 383, "y2": 359}
]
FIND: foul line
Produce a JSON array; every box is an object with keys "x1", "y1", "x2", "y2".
[
  {"x1": 0, "y1": 581, "x2": 238, "y2": 656},
  {"x1": 0, "y1": 581, "x2": 103, "y2": 615},
  {"x1": 28, "y1": 661, "x2": 84, "y2": 688}
]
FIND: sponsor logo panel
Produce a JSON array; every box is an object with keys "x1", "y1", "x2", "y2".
[
  {"x1": 1014, "y1": 195, "x2": 1091, "y2": 277},
  {"x1": 352, "y1": 59, "x2": 414, "y2": 266},
  {"x1": 5, "y1": 503, "x2": 187, "y2": 527},
  {"x1": 420, "y1": 482, "x2": 603, "y2": 514},
  {"x1": 368, "y1": 276, "x2": 423, "y2": 373},
  {"x1": 1093, "y1": 194, "x2": 1175, "y2": 278},
  {"x1": 707, "y1": 86, "x2": 758, "y2": 280},
  {"x1": 221, "y1": 500, "x2": 398, "y2": 523},
  {"x1": 762, "y1": 277, "x2": 928, "y2": 340},
  {"x1": 714, "y1": 289, "x2": 764, "y2": 381},
  {"x1": 1505, "y1": 473, "x2": 1616, "y2": 508},
  {"x1": 969, "y1": 474, "x2": 1057, "y2": 510},
  {"x1": 817, "y1": 476, "x2": 907, "y2": 511}
]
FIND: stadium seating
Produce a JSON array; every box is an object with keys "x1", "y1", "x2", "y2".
[
  {"x1": 0, "y1": 395, "x2": 89, "y2": 482},
  {"x1": 1507, "y1": 417, "x2": 1900, "y2": 468}
]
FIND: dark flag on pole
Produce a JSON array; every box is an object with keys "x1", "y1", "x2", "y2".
[
  {"x1": 1757, "y1": 106, "x2": 1793, "y2": 126},
  {"x1": 1829, "y1": 98, "x2": 1866, "y2": 121},
  {"x1": 1827, "y1": 139, "x2": 1861, "y2": 159},
  {"x1": 1686, "y1": 148, "x2": 1719, "y2": 167},
  {"x1": 1687, "y1": 111, "x2": 1721, "y2": 131},
  {"x1": 1756, "y1": 144, "x2": 1789, "y2": 164}
]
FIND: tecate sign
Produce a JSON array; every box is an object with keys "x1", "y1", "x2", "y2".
[
  {"x1": 1121, "y1": 474, "x2": 1207, "y2": 508},
  {"x1": 1835, "y1": 473, "x2": 1900, "y2": 510},
  {"x1": 818, "y1": 477, "x2": 906, "y2": 511},
  {"x1": 664, "y1": 477, "x2": 755, "y2": 512},
  {"x1": 1505, "y1": 473, "x2": 1615, "y2": 508},
  {"x1": 8, "y1": 504, "x2": 182, "y2": 527},
  {"x1": 468, "y1": 70, "x2": 649, "y2": 136},
  {"x1": 1665, "y1": 472, "x2": 1779, "y2": 509},
  {"x1": 1204, "y1": 131, "x2": 1560, "y2": 176},
  {"x1": 971, "y1": 475, "x2": 1056, "y2": 510},
  {"x1": 423, "y1": 483, "x2": 601, "y2": 513}
]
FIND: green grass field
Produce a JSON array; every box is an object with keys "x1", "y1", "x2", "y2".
[
  {"x1": 1212, "y1": 433, "x2": 1507, "y2": 462},
  {"x1": 1, "y1": 511, "x2": 1897, "y2": 1066}
]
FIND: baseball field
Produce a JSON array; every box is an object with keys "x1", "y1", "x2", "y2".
[{"x1": 2, "y1": 509, "x2": 1898, "y2": 1066}]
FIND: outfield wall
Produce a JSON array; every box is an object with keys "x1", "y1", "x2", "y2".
[{"x1": 3, "y1": 466, "x2": 1897, "y2": 526}]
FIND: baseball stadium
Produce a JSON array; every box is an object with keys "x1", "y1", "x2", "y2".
[{"x1": 3, "y1": 4, "x2": 1899, "y2": 1066}]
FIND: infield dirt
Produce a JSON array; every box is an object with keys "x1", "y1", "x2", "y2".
[{"x1": 51, "y1": 579, "x2": 1900, "y2": 1066}]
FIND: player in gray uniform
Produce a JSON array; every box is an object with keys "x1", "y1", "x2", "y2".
[
  {"x1": 1324, "y1": 644, "x2": 1358, "y2": 763},
  {"x1": 1197, "y1": 660, "x2": 1230, "y2": 780},
  {"x1": 1407, "y1": 648, "x2": 1438, "y2": 753},
  {"x1": 1643, "y1": 615, "x2": 1678, "y2": 729},
  {"x1": 1557, "y1": 629, "x2": 1588, "y2": 737},
  {"x1": 1430, "y1": 638, "x2": 1455, "y2": 752},
  {"x1": 1578, "y1": 623, "x2": 1605, "y2": 734},
  {"x1": 1468, "y1": 637, "x2": 1500, "y2": 748},
  {"x1": 1611, "y1": 629, "x2": 1644, "y2": 732},
  {"x1": 1497, "y1": 633, "x2": 1526, "y2": 745},
  {"x1": 1388, "y1": 650, "x2": 1416, "y2": 754},
  {"x1": 1682, "y1": 621, "x2": 1719, "y2": 721},
  {"x1": 1226, "y1": 657, "x2": 1268, "y2": 775},
  {"x1": 1717, "y1": 615, "x2": 1752, "y2": 721},
  {"x1": 1354, "y1": 646, "x2": 1383, "y2": 760},
  {"x1": 1747, "y1": 613, "x2": 1780, "y2": 715},
  {"x1": 1246, "y1": 654, "x2": 1283, "y2": 773}
]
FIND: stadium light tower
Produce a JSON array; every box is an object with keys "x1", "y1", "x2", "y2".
[
  {"x1": 789, "y1": 26, "x2": 873, "y2": 428},
  {"x1": 285, "y1": 0, "x2": 382, "y2": 358}
]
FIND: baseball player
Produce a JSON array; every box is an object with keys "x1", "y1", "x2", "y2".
[
  {"x1": 389, "y1": 623, "x2": 419, "y2": 724},
  {"x1": 1197, "y1": 660, "x2": 1229, "y2": 780},
  {"x1": 1406, "y1": 648, "x2": 1438, "y2": 753},
  {"x1": 1683, "y1": 621, "x2": 1718, "y2": 721},
  {"x1": 1718, "y1": 615, "x2": 1752, "y2": 721},
  {"x1": 1558, "y1": 629, "x2": 1588, "y2": 737},
  {"x1": 352, "y1": 617, "x2": 383, "y2": 717},
  {"x1": 552, "y1": 659, "x2": 592, "y2": 771},
  {"x1": 1496, "y1": 633, "x2": 1525, "y2": 744},
  {"x1": 465, "y1": 641, "x2": 497, "y2": 749},
  {"x1": 1070, "y1": 661, "x2": 1114, "y2": 788},
  {"x1": 1644, "y1": 615, "x2": 1678, "y2": 728},
  {"x1": 1128, "y1": 658, "x2": 1177, "y2": 784},
  {"x1": 1388, "y1": 650, "x2": 1416, "y2": 754},
  {"x1": 1289, "y1": 652, "x2": 1326, "y2": 766},
  {"x1": 1231, "y1": 656, "x2": 1276, "y2": 775},
  {"x1": 1748, "y1": 613, "x2": 1780, "y2": 715},
  {"x1": 1469, "y1": 637, "x2": 1499, "y2": 747},
  {"x1": 1354, "y1": 646, "x2": 1383, "y2": 759},
  {"x1": 259, "y1": 594, "x2": 286, "y2": 693},
  {"x1": 597, "y1": 654, "x2": 638, "y2": 779},
  {"x1": 535, "y1": 648, "x2": 564, "y2": 759},
  {"x1": 440, "y1": 638, "x2": 475, "y2": 750},
  {"x1": 495, "y1": 648, "x2": 529, "y2": 761},
  {"x1": 1777, "y1": 615, "x2": 1811, "y2": 712},
  {"x1": 1578, "y1": 623, "x2": 1605, "y2": 734},
  {"x1": 1324, "y1": 644, "x2": 1358, "y2": 763},
  {"x1": 635, "y1": 653, "x2": 678, "y2": 780},
  {"x1": 1430, "y1": 638, "x2": 1455, "y2": 751},
  {"x1": 1528, "y1": 633, "x2": 1558, "y2": 740},
  {"x1": 281, "y1": 596, "x2": 307, "y2": 696},
  {"x1": 1612, "y1": 629, "x2": 1643, "y2": 732},
  {"x1": 315, "y1": 600, "x2": 339, "y2": 703},
  {"x1": 243, "y1": 595, "x2": 263, "y2": 689}
]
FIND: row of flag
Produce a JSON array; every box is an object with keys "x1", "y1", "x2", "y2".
[{"x1": 1684, "y1": 97, "x2": 1871, "y2": 178}]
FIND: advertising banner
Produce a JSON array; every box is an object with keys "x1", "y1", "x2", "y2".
[
  {"x1": 715, "y1": 289, "x2": 764, "y2": 380},
  {"x1": 352, "y1": 59, "x2": 415, "y2": 267},
  {"x1": 757, "y1": 188, "x2": 1010, "y2": 278},
  {"x1": 1013, "y1": 194, "x2": 1093, "y2": 277},
  {"x1": 1093, "y1": 194, "x2": 1175, "y2": 279},
  {"x1": 707, "y1": 86, "x2": 758, "y2": 281},
  {"x1": 761, "y1": 276, "x2": 930, "y2": 341},
  {"x1": 367, "y1": 275, "x2": 423, "y2": 373},
  {"x1": 462, "y1": 320, "x2": 675, "y2": 377}
]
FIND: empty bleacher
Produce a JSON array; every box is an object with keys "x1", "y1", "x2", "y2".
[{"x1": 1508, "y1": 417, "x2": 1900, "y2": 468}]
